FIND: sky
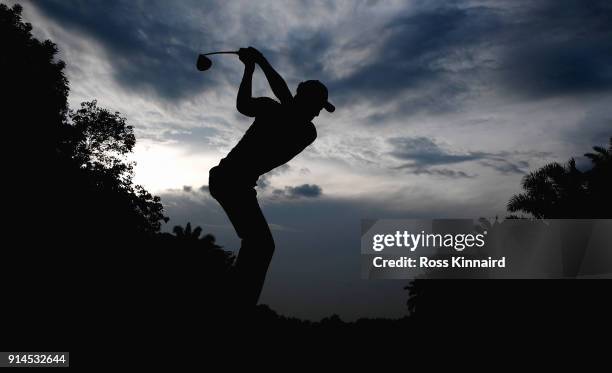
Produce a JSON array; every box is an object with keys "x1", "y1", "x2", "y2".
[{"x1": 10, "y1": 0, "x2": 612, "y2": 320}]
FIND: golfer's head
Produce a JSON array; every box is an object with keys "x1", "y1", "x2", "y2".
[{"x1": 295, "y1": 80, "x2": 335, "y2": 121}]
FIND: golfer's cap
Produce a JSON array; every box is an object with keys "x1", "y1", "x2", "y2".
[{"x1": 297, "y1": 80, "x2": 335, "y2": 113}]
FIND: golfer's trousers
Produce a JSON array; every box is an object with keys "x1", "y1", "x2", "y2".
[{"x1": 208, "y1": 165, "x2": 275, "y2": 307}]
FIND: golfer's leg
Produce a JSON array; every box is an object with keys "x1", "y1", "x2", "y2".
[
  {"x1": 209, "y1": 180, "x2": 275, "y2": 307},
  {"x1": 232, "y1": 190, "x2": 275, "y2": 307}
]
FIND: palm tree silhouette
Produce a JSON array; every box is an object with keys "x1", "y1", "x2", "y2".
[
  {"x1": 172, "y1": 222, "x2": 224, "y2": 251},
  {"x1": 507, "y1": 137, "x2": 611, "y2": 219},
  {"x1": 173, "y1": 222, "x2": 203, "y2": 241},
  {"x1": 507, "y1": 159, "x2": 586, "y2": 218},
  {"x1": 584, "y1": 138, "x2": 612, "y2": 166},
  {"x1": 507, "y1": 138, "x2": 611, "y2": 276},
  {"x1": 583, "y1": 137, "x2": 612, "y2": 218}
]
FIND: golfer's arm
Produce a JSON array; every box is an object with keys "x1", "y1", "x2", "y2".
[
  {"x1": 259, "y1": 58, "x2": 293, "y2": 104},
  {"x1": 236, "y1": 64, "x2": 257, "y2": 116}
]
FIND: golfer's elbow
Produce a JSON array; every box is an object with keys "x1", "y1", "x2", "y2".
[{"x1": 236, "y1": 100, "x2": 256, "y2": 117}]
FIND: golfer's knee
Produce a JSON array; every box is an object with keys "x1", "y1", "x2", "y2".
[{"x1": 244, "y1": 236, "x2": 275, "y2": 255}]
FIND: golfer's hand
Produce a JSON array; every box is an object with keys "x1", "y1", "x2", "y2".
[
  {"x1": 238, "y1": 48, "x2": 253, "y2": 66},
  {"x1": 247, "y1": 47, "x2": 265, "y2": 64},
  {"x1": 238, "y1": 47, "x2": 264, "y2": 65}
]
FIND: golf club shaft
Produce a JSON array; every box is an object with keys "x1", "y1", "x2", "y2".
[{"x1": 202, "y1": 51, "x2": 238, "y2": 56}]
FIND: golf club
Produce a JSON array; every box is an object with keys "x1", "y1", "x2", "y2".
[{"x1": 196, "y1": 51, "x2": 238, "y2": 71}]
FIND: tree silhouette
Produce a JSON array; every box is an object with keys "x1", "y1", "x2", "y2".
[
  {"x1": 3, "y1": 3, "x2": 168, "y2": 243},
  {"x1": 584, "y1": 139, "x2": 612, "y2": 167},
  {"x1": 507, "y1": 138, "x2": 611, "y2": 218},
  {"x1": 506, "y1": 137, "x2": 611, "y2": 275},
  {"x1": 59, "y1": 100, "x2": 168, "y2": 238},
  {"x1": 583, "y1": 137, "x2": 612, "y2": 217},
  {"x1": 168, "y1": 222, "x2": 234, "y2": 271},
  {"x1": 2, "y1": 3, "x2": 172, "y2": 345},
  {"x1": 173, "y1": 222, "x2": 203, "y2": 240},
  {"x1": 2, "y1": 4, "x2": 68, "y2": 136}
]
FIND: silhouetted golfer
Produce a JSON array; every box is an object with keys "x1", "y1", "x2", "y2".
[{"x1": 209, "y1": 47, "x2": 334, "y2": 307}]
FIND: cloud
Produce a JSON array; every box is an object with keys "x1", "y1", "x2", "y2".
[
  {"x1": 322, "y1": 0, "x2": 612, "y2": 122},
  {"x1": 389, "y1": 136, "x2": 481, "y2": 167},
  {"x1": 30, "y1": 0, "x2": 230, "y2": 100},
  {"x1": 388, "y1": 136, "x2": 533, "y2": 175},
  {"x1": 411, "y1": 168, "x2": 475, "y2": 179},
  {"x1": 257, "y1": 164, "x2": 291, "y2": 190},
  {"x1": 172, "y1": 184, "x2": 210, "y2": 196},
  {"x1": 272, "y1": 184, "x2": 323, "y2": 199},
  {"x1": 478, "y1": 158, "x2": 529, "y2": 175},
  {"x1": 327, "y1": 4, "x2": 499, "y2": 114},
  {"x1": 29, "y1": 0, "x2": 612, "y2": 123},
  {"x1": 285, "y1": 30, "x2": 333, "y2": 79},
  {"x1": 494, "y1": 0, "x2": 612, "y2": 98}
]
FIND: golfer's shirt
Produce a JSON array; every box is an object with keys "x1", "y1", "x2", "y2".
[{"x1": 219, "y1": 97, "x2": 317, "y2": 184}]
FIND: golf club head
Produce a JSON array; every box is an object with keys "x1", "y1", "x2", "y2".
[{"x1": 196, "y1": 54, "x2": 212, "y2": 71}]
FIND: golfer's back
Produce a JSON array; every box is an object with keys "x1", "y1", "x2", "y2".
[{"x1": 219, "y1": 97, "x2": 317, "y2": 184}]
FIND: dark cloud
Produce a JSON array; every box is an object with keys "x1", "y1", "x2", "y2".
[
  {"x1": 411, "y1": 168, "x2": 475, "y2": 179},
  {"x1": 273, "y1": 184, "x2": 323, "y2": 199},
  {"x1": 178, "y1": 185, "x2": 210, "y2": 194},
  {"x1": 327, "y1": 4, "x2": 502, "y2": 113},
  {"x1": 389, "y1": 137, "x2": 481, "y2": 167},
  {"x1": 478, "y1": 159, "x2": 529, "y2": 175},
  {"x1": 288, "y1": 184, "x2": 323, "y2": 198},
  {"x1": 31, "y1": 0, "x2": 228, "y2": 100},
  {"x1": 494, "y1": 0, "x2": 612, "y2": 98},
  {"x1": 285, "y1": 30, "x2": 333, "y2": 79},
  {"x1": 327, "y1": 0, "x2": 612, "y2": 119},
  {"x1": 389, "y1": 136, "x2": 533, "y2": 175},
  {"x1": 32, "y1": 0, "x2": 612, "y2": 110}
]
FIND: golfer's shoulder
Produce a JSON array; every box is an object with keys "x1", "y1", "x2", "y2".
[
  {"x1": 252, "y1": 97, "x2": 280, "y2": 117},
  {"x1": 255, "y1": 96, "x2": 280, "y2": 108}
]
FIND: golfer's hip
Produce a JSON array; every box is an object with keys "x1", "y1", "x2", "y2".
[{"x1": 208, "y1": 165, "x2": 257, "y2": 199}]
